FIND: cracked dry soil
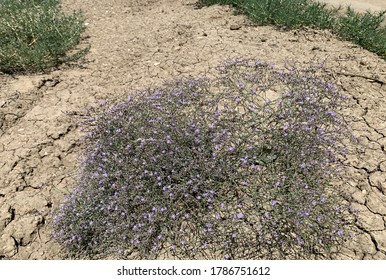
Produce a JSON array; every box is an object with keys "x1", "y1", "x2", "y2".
[{"x1": 0, "y1": 0, "x2": 386, "y2": 260}]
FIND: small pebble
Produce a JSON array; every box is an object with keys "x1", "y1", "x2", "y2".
[{"x1": 230, "y1": 24, "x2": 241, "y2": 30}]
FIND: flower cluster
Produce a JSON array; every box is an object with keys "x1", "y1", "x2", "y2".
[{"x1": 52, "y1": 58, "x2": 357, "y2": 259}]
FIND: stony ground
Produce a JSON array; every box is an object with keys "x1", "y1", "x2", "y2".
[{"x1": 0, "y1": 0, "x2": 385, "y2": 259}]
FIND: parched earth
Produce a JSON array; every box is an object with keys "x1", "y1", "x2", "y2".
[
  {"x1": 320, "y1": 0, "x2": 386, "y2": 13},
  {"x1": 0, "y1": 0, "x2": 385, "y2": 260}
]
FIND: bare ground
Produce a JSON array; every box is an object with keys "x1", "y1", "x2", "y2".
[
  {"x1": 0, "y1": 0, "x2": 385, "y2": 260},
  {"x1": 319, "y1": 0, "x2": 386, "y2": 13}
]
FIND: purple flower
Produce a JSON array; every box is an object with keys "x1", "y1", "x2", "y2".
[{"x1": 235, "y1": 213, "x2": 244, "y2": 219}]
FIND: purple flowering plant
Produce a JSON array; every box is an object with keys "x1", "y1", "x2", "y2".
[{"x1": 52, "y1": 58, "x2": 357, "y2": 259}]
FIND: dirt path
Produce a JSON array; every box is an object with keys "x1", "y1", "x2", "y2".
[
  {"x1": 1, "y1": 0, "x2": 385, "y2": 259},
  {"x1": 319, "y1": 0, "x2": 386, "y2": 12}
]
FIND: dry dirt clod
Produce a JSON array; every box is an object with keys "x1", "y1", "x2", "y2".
[
  {"x1": 370, "y1": 231, "x2": 386, "y2": 253},
  {"x1": 230, "y1": 24, "x2": 241, "y2": 30},
  {"x1": 352, "y1": 203, "x2": 385, "y2": 231},
  {"x1": 369, "y1": 171, "x2": 386, "y2": 194}
]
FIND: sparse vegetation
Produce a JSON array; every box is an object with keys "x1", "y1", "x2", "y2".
[
  {"x1": 198, "y1": 0, "x2": 386, "y2": 60},
  {"x1": 0, "y1": 0, "x2": 89, "y2": 74}
]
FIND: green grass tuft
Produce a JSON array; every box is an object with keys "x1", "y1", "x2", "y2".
[
  {"x1": 0, "y1": 0, "x2": 89, "y2": 74},
  {"x1": 337, "y1": 8, "x2": 386, "y2": 58}
]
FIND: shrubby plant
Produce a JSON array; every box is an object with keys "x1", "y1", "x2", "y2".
[
  {"x1": 53, "y1": 58, "x2": 357, "y2": 259},
  {"x1": 0, "y1": 0, "x2": 88, "y2": 73},
  {"x1": 337, "y1": 7, "x2": 386, "y2": 57}
]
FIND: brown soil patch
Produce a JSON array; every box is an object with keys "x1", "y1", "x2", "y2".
[{"x1": 1, "y1": 0, "x2": 385, "y2": 259}]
